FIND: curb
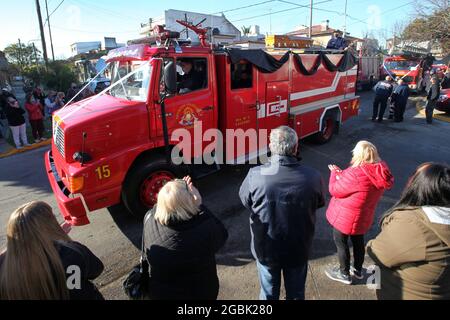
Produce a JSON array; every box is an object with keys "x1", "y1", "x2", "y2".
[
  {"x1": 415, "y1": 101, "x2": 450, "y2": 123},
  {"x1": 0, "y1": 139, "x2": 51, "y2": 159}
]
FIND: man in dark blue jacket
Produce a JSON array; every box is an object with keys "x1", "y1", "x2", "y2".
[
  {"x1": 326, "y1": 31, "x2": 347, "y2": 50},
  {"x1": 425, "y1": 77, "x2": 440, "y2": 124},
  {"x1": 372, "y1": 76, "x2": 394, "y2": 122},
  {"x1": 391, "y1": 79, "x2": 410, "y2": 122},
  {"x1": 239, "y1": 126, "x2": 325, "y2": 300}
]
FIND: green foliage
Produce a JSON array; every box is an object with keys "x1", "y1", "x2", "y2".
[
  {"x1": 23, "y1": 61, "x2": 77, "y2": 93},
  {"x1": 241, "y1": 26, "x2": 251, "y2": 37},
  {"x1": 402, "y1": 5, "x2": 450, "y2": 55},
  {"x1": 4, "y1": 43, "x2": 40, "y2": 73}
]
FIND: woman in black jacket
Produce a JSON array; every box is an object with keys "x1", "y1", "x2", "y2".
[
  {"x1": 4, "y1": 96, "x2": 30, "y2": 149},
  {"x1": 0, "y1": 201, "x2": 104, "y2": 300},
  {"x1": 143, "y1": 176, "x2": 228, "y2": 300}
]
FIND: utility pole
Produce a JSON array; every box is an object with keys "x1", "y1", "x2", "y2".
[
  {"x1": 184, "y1": 13, "x2": 189, "y2": 39},
  {"x1": 269, "y1": 9, "x2": 272, "y2": 34},
  {"x1": 35, "y1": 0, "x2": 48, "y2": 68},
  {"x1": 45, "y1": 0, "x2": 55, "y2": 61},
  {"x1": 309, "y1": 0, "x2": 313, "y2": 39},
  {"x1": 343, "y1": 0, "x2": 348, "y2": 38}
]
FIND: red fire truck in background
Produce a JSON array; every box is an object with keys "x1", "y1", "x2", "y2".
[
  {"x1": 380, "y1": 54, "x2": 425, "y2": 93},
  {"x1": 45, "y1": 22, "x2": 360, "y2": 226}
]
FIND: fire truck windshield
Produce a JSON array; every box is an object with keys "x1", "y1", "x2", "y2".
[
  {"x1": 109, "y1": 60, "x2": 151, "y2": 102},
  {"x1": 385, "y1": 60, "x2": 418, "y2": 71}
]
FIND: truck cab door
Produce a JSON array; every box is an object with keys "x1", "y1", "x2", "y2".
[
  {"x1": 155, "y1": 56, "x2": 216, "y2": 162},
  {"x1": 256, "y1": 80, "x2": 290, "y2": 151},
  {"x1": 225, "y1": 61, "x2": 258, "y2": 164}
]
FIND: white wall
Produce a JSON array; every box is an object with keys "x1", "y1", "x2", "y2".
[
  {"x1": 162, "y1": 9, "x2": 241, "y2": 44},
  {"x1": 71, "y1": 42, "x2": 101, "y2": 56}
]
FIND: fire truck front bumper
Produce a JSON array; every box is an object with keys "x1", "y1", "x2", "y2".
[{"x1": 45, "y1": 151, "x2": 90, "y2": 226}]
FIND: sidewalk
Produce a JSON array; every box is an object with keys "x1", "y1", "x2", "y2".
[
  {"x1": 100, "y1": 251, "x2": 377, "y2": 300},
  {"x1": 0, "y1": 138, "x2": 51, "y2": 159}
]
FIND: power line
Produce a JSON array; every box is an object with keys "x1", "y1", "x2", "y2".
[
  {"x1": 51, "y1": 24, "x2": 138, "y2": 34},
  {"x1": 212, "y1": 0, "x2": 277, "y2": 15},
  {"x1": 230, "y1": 0, "x2": 331, "y2": 23},
  {"x1": 346, "y1": 1, "x2": 416, "y2": 27},
  {"x1": 70, "y1": 0, "x2": 140, "y2": 22},
  {"x1": 44, "y1": 0, "x2": 65, "y2": 26}
]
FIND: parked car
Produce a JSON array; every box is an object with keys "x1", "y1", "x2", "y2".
[
  {"x1": 84, "y1": 78, "x2": 111, "y2": 94},
  {"x1": 436, "y1": 88, "x2": 450, "y2": 114}
]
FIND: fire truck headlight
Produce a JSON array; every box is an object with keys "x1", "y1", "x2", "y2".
[
  {"x1": 67, "y1": 176, "x2": 84, "y2": 193},
  {"x1": 73, "y1": 152, "x2": 92, "y2": 163}
]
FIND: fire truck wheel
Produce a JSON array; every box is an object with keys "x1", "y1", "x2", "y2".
[
  {"x1": 122, "y1": 157, "x2": 181, "y2": 218},
  {"x1": 314, "y1": 114, "x2": 337, "y2": 144}
]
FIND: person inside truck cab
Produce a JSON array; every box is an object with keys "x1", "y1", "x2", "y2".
[{"x1": 177, "y1": 59, "x2": 204, "y2": 94}]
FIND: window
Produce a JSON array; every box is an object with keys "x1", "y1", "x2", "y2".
[
  {"x1": 176, "y1": 58, "x2": 208, "y2": 94},
  {"x1": 109, "y1": 60, "x2": 151, "y2": 102},
  {"x1": 231, "y1": 61, "x2": 253, "y2": 90}
]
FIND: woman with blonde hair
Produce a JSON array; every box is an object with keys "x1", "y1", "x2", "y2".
[
  {"x1": 324, "y1": 141, "x2": 394, "y2": 285},
  {"x1": 143, "y1": 176, "x2": 228, "y2": 300},
  {"x1": 0, "y1": 201, "x2": 104, "y2": 300}
]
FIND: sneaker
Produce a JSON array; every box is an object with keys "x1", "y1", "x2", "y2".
[
  {"x1": 324, "y1": 266, "x2": 352, "y2": 285},
  {"x1": 23, "y1": 143, "x2": 32, "y2": 147},
  {"x1": 350, "y1": 267, "x2": 364, "y2": 280},
  {"x1": 16, "y1": 146, "x2": 23, "y2": 150}
]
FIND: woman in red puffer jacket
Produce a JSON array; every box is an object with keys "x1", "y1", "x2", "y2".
[
  {"x1": 24, "y1": 93, "x2": 46, "y2": 142},
  {"x1": 324, "y1": 141, "x2": 394, "y2": 285}
]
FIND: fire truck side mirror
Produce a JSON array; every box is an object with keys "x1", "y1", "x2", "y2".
[{"x1": 164, "y1": 61, "x2": 177, "y2": 95}]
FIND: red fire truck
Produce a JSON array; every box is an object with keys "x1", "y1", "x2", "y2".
[
  {"x1": 380, "y1": 55, "x2": 425, "y2": 92},
  {"x1": 45, "y1": 22, "x2": 360, "y2": 226}
]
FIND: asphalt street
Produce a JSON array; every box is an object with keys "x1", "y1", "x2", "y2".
[{"x1": 1, "y1": 91, "x2": 449, "y2": 300}]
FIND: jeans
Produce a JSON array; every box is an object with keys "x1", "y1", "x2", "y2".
[
  {"x1": 425, "y1": 100, "x2": 436, "y2": 123},
  {"x1": 256, "y1": 261, "x2": 307, "y2": 300},
  {"x1": 333, "y1": 228, "x2": 365, "y2": 275},
  {"x1": 10, "y1": 124, "x2": 28, "y2": 148},
  {"x1": 372, "y1": 96, "x2": 388, "y2": 121}
]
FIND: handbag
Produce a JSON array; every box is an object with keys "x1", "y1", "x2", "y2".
[{"x1": 123, "y1": 213, "x2": 152, "y2": 300}]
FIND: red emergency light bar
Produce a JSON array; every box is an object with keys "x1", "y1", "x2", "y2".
[{"x1": 105, "y1": 44, "x2": 153, "y2": 62}]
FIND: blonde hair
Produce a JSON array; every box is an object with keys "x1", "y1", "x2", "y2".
[
  {"x1": 351, "y1": 140, "x2": 381, "y2": 167},
  {"x1": 154, "y1": 179, "x2": 201, "y2": 226},
  {"x1": 0, "y1": 202, "x2": 71, "y2": 300}
]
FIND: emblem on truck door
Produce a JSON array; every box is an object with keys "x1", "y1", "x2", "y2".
[{"x1": 177, "y1": 104, "x2": 200, "y2": 127}]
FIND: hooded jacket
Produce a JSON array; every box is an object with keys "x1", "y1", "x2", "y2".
[
  {"x1": 326, "y1": 161, "x2": 394, "y2": 235},
  {"x1": 367, "y1": 207, "x2": 450, "y2": 300}
]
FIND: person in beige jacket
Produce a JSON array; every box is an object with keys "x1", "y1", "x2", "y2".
[{"x1": 367, "y1": 162, "x2": 450, "y2": 300}]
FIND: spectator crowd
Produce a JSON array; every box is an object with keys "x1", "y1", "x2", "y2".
[
  {"x1": 0, "y1": 126, "x2": 449, "y2": 300},
  {"x1": 0, "y1": 82, "x2": 95, "y2": 149}
]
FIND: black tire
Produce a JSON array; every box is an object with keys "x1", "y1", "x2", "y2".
[
  {"x1": 314, "y1": 113, "x2": 337, "y2": 144},
  {"x1": 122, "y1": 155, "x2": 183, "y2": 219}
]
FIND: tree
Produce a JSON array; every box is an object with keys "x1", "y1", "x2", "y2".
[
  {"x1": 22, "y1": 61, "x2": 77, "y2": 92},
  {"x1": 402, "y1": 0, "x2": 450, "y2": 55},
  {"x1": 241, "y1": 26, "x2": 251, "y2": 37},
  {"x1": 3, "y1": 42, "x2": 41, "y2": 73}
]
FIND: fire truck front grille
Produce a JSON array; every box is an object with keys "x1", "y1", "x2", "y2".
[{"x1": 54, "y1": 124, "x2": 65, "y2": 158}]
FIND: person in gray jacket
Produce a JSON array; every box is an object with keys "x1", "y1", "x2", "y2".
[
  {"x1": 425, "y1": 77, "x2": 440, "y2": 124},
  {"x1": 239, "y1": 126, "x2": 325, "y2": 300}
]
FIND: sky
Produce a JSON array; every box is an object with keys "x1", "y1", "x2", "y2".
[{"x1": 0, "y1": 0, "x2": 416, "y2": 59}]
